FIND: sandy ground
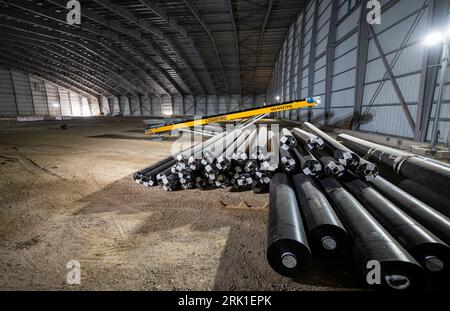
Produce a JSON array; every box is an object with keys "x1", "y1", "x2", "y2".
[{"x1": 0, "y1": 118, "x2": 361, "y2": 291}]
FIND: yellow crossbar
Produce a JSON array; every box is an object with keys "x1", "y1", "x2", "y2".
[{"x1": 145, "y1": 97, "x2": 319, "y2": 134}]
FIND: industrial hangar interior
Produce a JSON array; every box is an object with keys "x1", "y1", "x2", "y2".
[{"x1": 1, "y1": 0, "x2": 450, "y2": 294}]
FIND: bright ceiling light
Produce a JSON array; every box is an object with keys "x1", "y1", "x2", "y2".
[{"x1": 424, "y1": 31, "x2": 444, "y2": 46}]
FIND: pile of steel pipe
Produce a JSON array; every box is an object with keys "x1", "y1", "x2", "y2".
[
  {"x1": 134, "y1": 123, "x2": 450, "y2": 289},
  {"x1": 338, "y1": 133, "x2": 450, "y2": 199},
  {"x1": 135, "y1": 126, "x2": 280, "y2": 193},
  {"x1": 263, "y1": 125, "x2": 449, "y2": 291}
]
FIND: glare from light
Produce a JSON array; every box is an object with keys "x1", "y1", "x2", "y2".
[
  {"x1": 275, "y1": 96, "x2": 281, "y2": 101},
  {"x1": 424, "y1": 31, "x2": 444, "y2": 46}
]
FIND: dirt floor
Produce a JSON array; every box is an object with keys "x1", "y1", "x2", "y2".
[{"x1": 0, "y1": 118, "x2": 362, "y2": 291}]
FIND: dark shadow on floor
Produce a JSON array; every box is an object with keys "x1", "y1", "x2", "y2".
[{"x1": 74, "y1": 174, "x2": 363, "y2": 290}]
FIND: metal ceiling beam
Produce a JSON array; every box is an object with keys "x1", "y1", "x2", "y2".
[
  {"x1": 0, "y1": 7, "x2": 162, "y2": 94},
  {"x1": 119, "y1": 38, "x2": 185, "y2": 95},
  {"x1": 164, "y1": 38, "x2": 207, "y2": 94},
  {"x1": 0, "y1": 26, "x2": 147, "y2": 95},
  {"x1": 252, "y1": 0, "x2": 274, "y2": 94},
  {"x1": 91, "y1": 0, "x2": 163, "y2": 38},
  {"x1": 0, "y1": 47, "x2": 111, "y2": 96},
  {"x1": 227, "y1": 0, "x2": 241, "y2": 96},
  {"x1": 47, "y1": 0, "x2": 144, "y2": 40},
  {"x1": 182, "y1": 0, "x2": 230, "y2": 94},
  {"x1": 92, "y1": 0, "x2": 207, "y2": 94},
  {"x1": 1, "y1": 41, "x2": 120, "y2": 96},
  {"x1": 0, "y1": 16, "x2": 150, "y2": 94},
  {"x1": 136, "y1": 0, "x2": 188, "y2": 37},
  {"x1": 0, "y1": 54, "x2": 98, "y2": 98},
  {"x1": 48, "y1": 0, "x2": 192, "y2": 94},
  {"x1": 5, "y1": 1, "x2": 171, "y2": 95}
]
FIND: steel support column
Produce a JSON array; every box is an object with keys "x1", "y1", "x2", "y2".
[
  {"x1": 307, "y1": 1, "x2": 319, "y2": 122},
  {"x1": 324, "y1": 0, "x2": 339, "y2": 126},
  {"x1": 416, "y1": 0, "x2": 450, "y2": 141},
  {"x1": 297, "y1": 10, "x2": 306, "y2": 122},
  {"x1": 354, "y1": 0, "x2": 371, "y2": 130},
  {"x1": 9, "y1": 70, "x2": 18, "y2": 116}
]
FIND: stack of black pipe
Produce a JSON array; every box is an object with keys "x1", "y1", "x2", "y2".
[
  {"x1": 266, "y1": 123, "x2": 450, "y2": 291},
  {"x1": 133, "y1": 122, "x2": 450, "y2": 290}
]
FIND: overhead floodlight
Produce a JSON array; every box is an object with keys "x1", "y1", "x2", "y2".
[{"x1": 424, "y1": 31, "x2": 444, "y2": 46}]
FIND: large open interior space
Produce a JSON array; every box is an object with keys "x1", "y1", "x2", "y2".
[{"x1": 1, "y1": 0, "x2": 450, "y2": 301}]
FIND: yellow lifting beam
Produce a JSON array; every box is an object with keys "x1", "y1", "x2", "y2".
[{"x1": 145, "y1": 97, "x2": 320, "y2": 134}]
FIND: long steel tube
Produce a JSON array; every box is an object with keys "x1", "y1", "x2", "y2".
[
  {"x1": 188, "y1": 131, "x2": 232, "y2": 170},
  {"x1": 217, "y1": 130, "x2": 249, "y2": 171},
  {"x1": 260, "y1": 129, "x2": 279, "y2": 172},
  {"x1": 291, "y1": 144, "x2": 322, "y2": 176},
  {"x1": 338, "y1": 134, "x2": 450, "y2": 200},
  {"x1": 267, "y1": 173, "x2": 312, "y2": 278},
  {"x1": 141, "y1": 158, "x2": 178, "y2": 187},
  {"x1": 303, "y1": 122, "x2": 360, "y2": 169},
  {"x1": 219, "y1": 129, "x2": 250, "y2": 163},
  {"x1": 344, "y1": 178, "x2": 450, "y2": 279},
  {"x1": 292, "y1": 174, "x2": 350, "y2": 256},
  {"x1": 292, "y1": 128, "x2": 325, "y2": 151},
  {"x1": 368, "y1": 176, "x2": 450, "y2": 245},
  {"x1": 233, "y1": 129, "x2": 258, "y2": 163},
  {"x1": 279, "y1": 148, "x2": 296, "y2": 173},
  {"x1": 255, "y1": 125, "x2": 268, "y2": 161},
  {"x1": 378, "y1": 168, "x2": 450, "y2": 217},
  {"x1": 133, "y1": 156, "x2": 174, "y2": 183},
  {"x1": 310, "y1": 148, "x2": 345, "y2": 177},
  {"x1": 319, "y1": 177, "x2": 427, "y2": 290},
  {"x1": 177, "y1": 131, "x2": 227, "y2": 163},
  {"x1": 280, "y1": 128, "x2": 297, "y2": 151}
]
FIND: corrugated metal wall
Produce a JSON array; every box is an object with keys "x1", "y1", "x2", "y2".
[
  {"x1": 29, "y1": 76, "x2": 49, "y2": 116},
  {"x1": 69, "y1": 91, "x2": 82, "y2": 116},
  {"x1": 268, "y1": 0, "x2": 449, "y2": 143},
  {"x1": 81, "y1": 97, "x2": 91, "y2": 116},
  {"x1": 89, "y1": 98, "x2": 100, "y2": 116},
  {"x1": 98, "y1": 96, "x2": 110, "y2": 115},
  {"x1": 161, "y1": 95, "x2": 173, "y2": 116},
  {"x1": 129, "y1": 95, "x2": 141, "y2": 116},
  {"x1": 11, "y1": 71, "x2": 33, "y2": 115},
  {"x1": 0, "y1": 69, "x2": 17, "y2": 116},
  {"x1": 110, "y1": 96, "x2": 120, "y2": 115},
  {"x1": 59, "y1": 88, "x2": 72, "y2": 116},
  {"x1": 45, "y1": 82, "x2": 61, "y2": 116},
  {"x1": 150, "y1": 96, "x2": 163, "y2": 117},
  {"x1": 0, "y1": 69, "x2": 98, "y2": 118},
  {"x1": 2, "y1": 73, "x2": 266, "y2": 121},
  {"x1": 428, "y1": 66, "x2": 450, "y2": 143},
  {"x1": 140, "y1": 95, "x2": 152, "y2": 115}
]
